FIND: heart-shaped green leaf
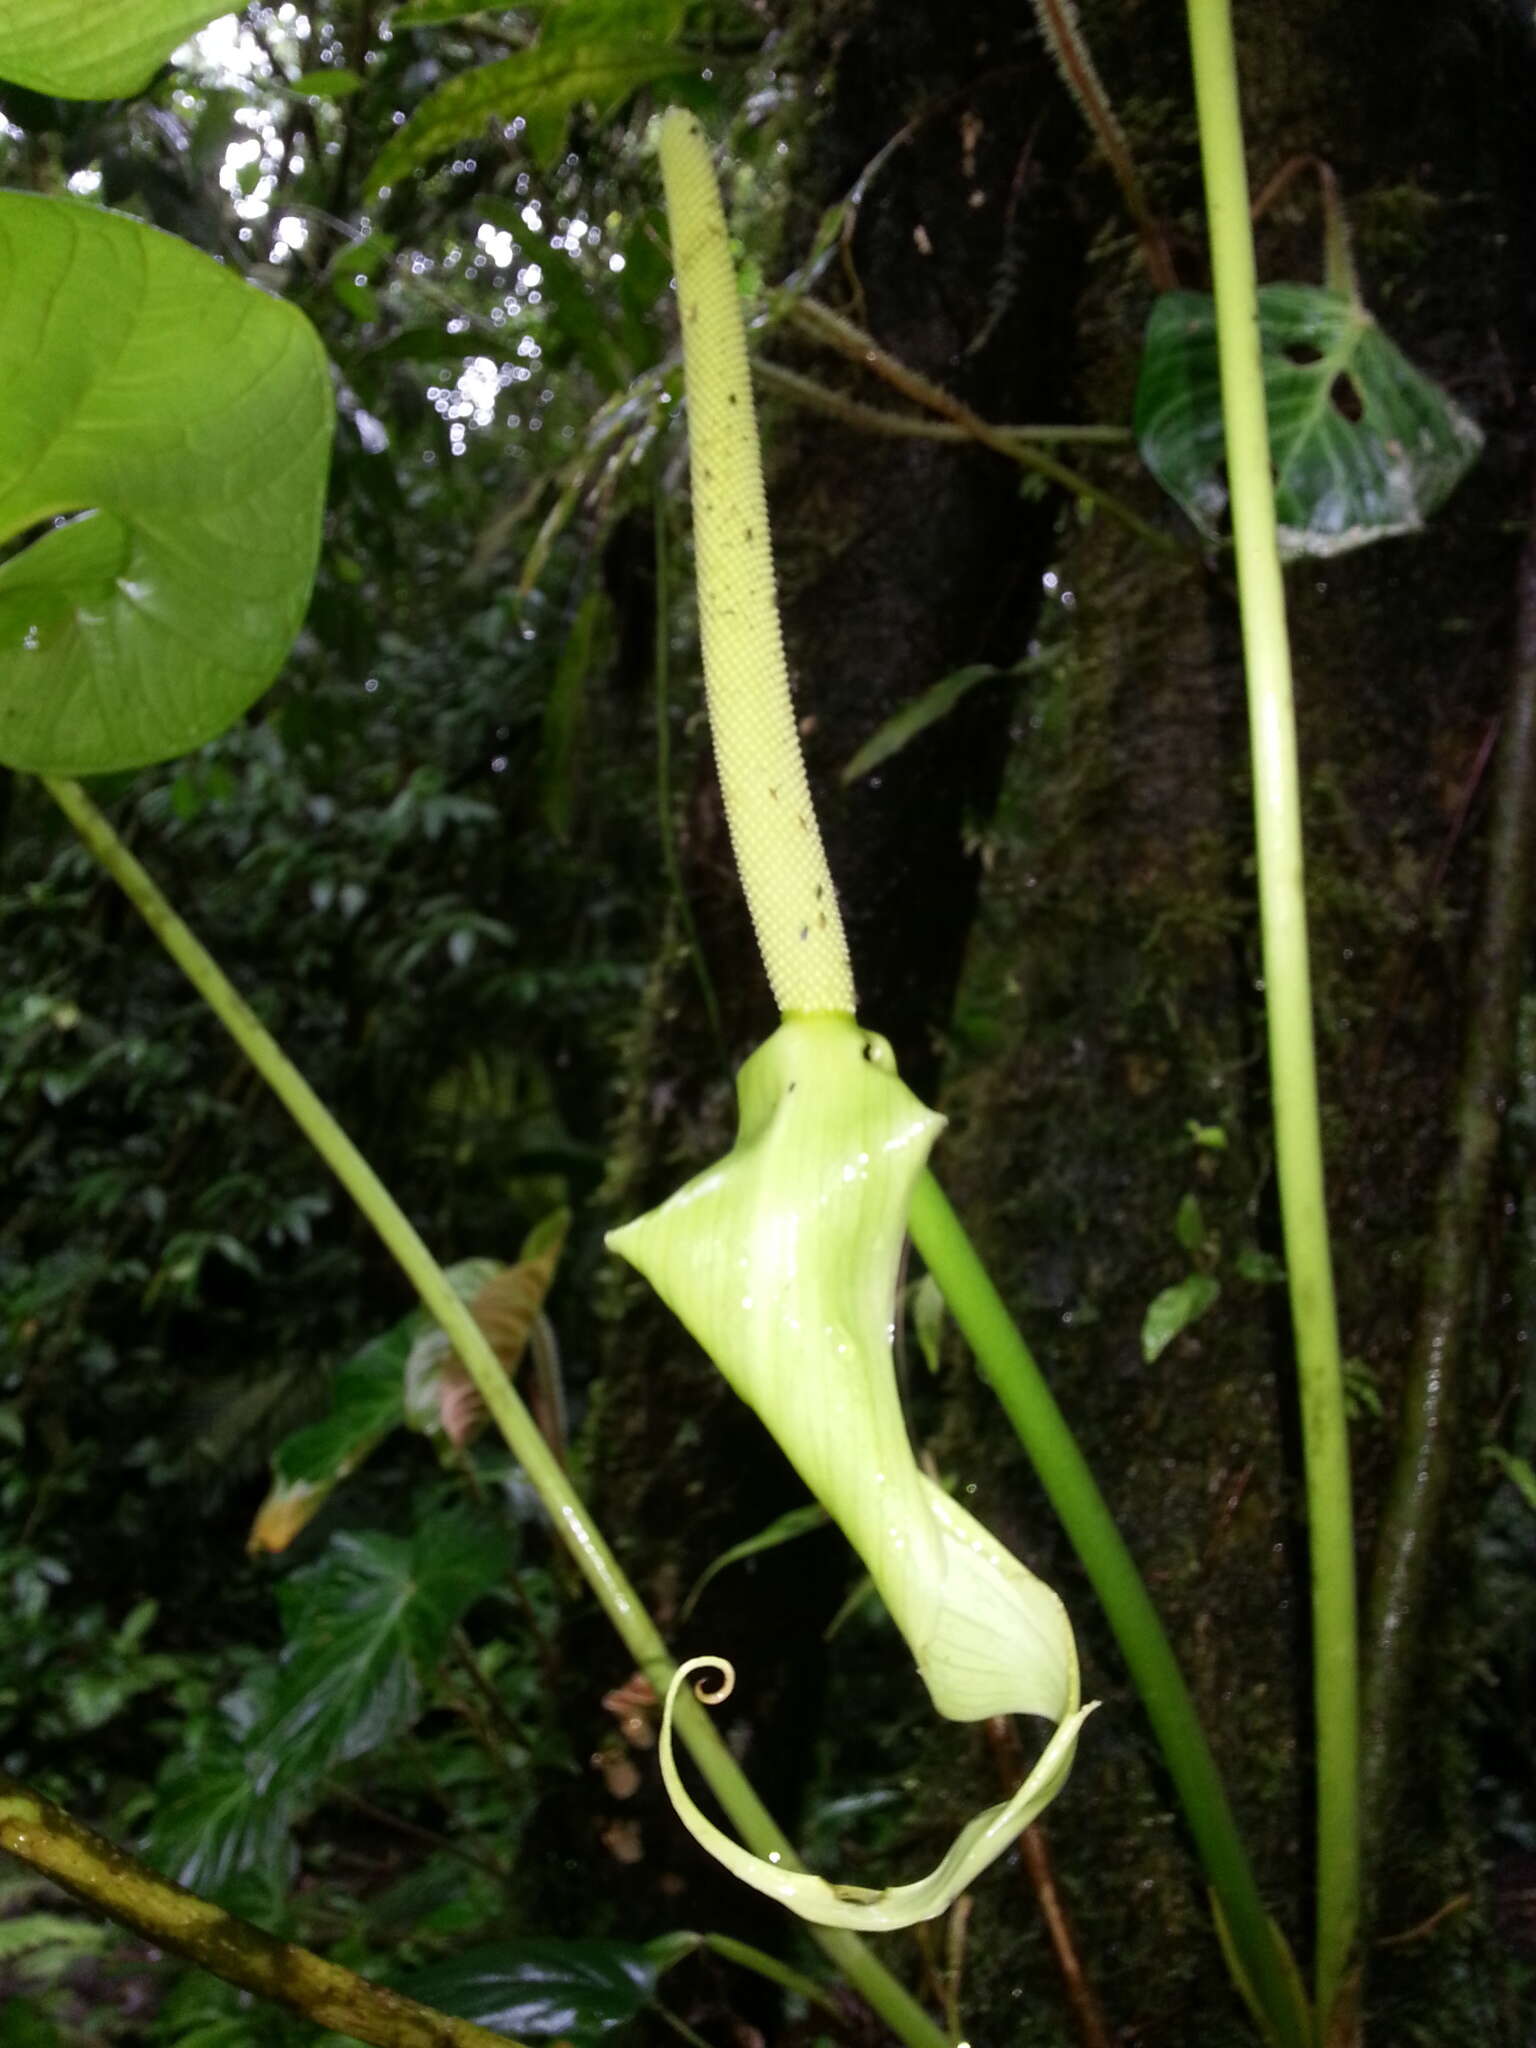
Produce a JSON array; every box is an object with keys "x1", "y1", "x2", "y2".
[
  {"x1": 0, "y1": 0, "x2": 224, "y2": 98},
  {"x1": 1135, "y1": 286, "x2": 1482, "y2": 559},
  {"x1": 0, "y1": 195, "x2": 332, "y2": 774}
]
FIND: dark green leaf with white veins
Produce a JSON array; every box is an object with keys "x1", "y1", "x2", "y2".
[
  {"x1": 398, "y1": 1939, "x2": 660, "y2": 2043},
  {"x1": 147, "y1": 1724, "x2": 298, "y2": 1906},
  {"x1": 249, "y1": 1510, "x2": 508, "y2": 1792},
  {"x1": 0, "y1": 0, "x2": 224, "y2": 98},
  {"x1": 0, "y1": 197, "x2": 332, "y2": 774},
  {"x1": 1135, "y1": 286, "x2": 1481, "y2": 560}
]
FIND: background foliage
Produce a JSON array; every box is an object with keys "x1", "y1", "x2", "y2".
[{"x1": 2, "y1": 2, "x2": 1535, "y2": 2045}]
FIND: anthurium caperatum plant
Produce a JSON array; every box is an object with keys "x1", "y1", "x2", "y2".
[{"x1": 605, "y1": 110, "x2": 1093, "y2": 1930}]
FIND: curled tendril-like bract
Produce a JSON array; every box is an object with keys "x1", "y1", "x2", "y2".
[{"x1": 609, "y1": 1016, "x2": 1094, "y2": 1929}]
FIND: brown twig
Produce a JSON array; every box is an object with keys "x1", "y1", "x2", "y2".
[
  {"x1": 1361, "y1": 469, "x2": 1536, "y2": 1908},
  {"x1": 786, "y1": 67, "x2": 1036, "y2": 318},
  {"x1": 985, "y1": 1719, "x2": 1114, "y2": 2048},
  {"x1": 754, "y1": 357, "x2": 1131, "y2": 447},
  {"x1": 446, "y1": 1436, "x2": 562, "y2": 1683},
  {"x1": 1354, "y1": 708, "x2": 1501, "y2": 1104},
  {"x1": 786, "y1": 296, "x2": 1184, "y2": 556},
  {"x1": 1028, "y1": 0, "x2": 1177, "y2": 291},
  {"x1": 446, "y1": 1636, "x2": 534, "y2": 1811},
  {"x1": 1249, "y1": 155, "x2": 1359, "y2": 302},
  {"x1": 942, "y1": 1892, "x2": 973, "y2": 2042},
  {"x1": 0, "y1": 1774, "x2": 522, "y2": 2048},
  {"x1": 322, "y1": 1778, "x2": 509, "y2": 1883},
  {"x1": 450, "y1": 1624, "x2": 526, "y2": 1743},
  {"x1": 964, "y1": 122, "x2": 1044, "y2": 359},
  {"x1": 1375, "y1": 1891, "x2": 1472, "y2": 1949}
]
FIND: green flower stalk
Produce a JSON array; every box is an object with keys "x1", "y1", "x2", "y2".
[
  {"x1": 606, "y1": 112, "x2": 1091, "y2": 1930},
  {"x1": 1185, "y1": 3, "x2": 1358, "y2": 2023}
]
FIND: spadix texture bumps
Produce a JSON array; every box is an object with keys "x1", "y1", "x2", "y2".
[
  {"x1": 608, "y1": 113, "x2": 1090, "y2": 1929},
  {"x1": 656, "y1": 110, "x2": 854, "y2": 1018},
  {"x1": 609, "y1": 1018, "x2": 1091, "y2": 1927}
]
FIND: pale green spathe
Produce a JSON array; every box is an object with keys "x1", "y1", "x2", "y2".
[{"x1": 608, "y1": 1015, "x2": 1092, "y2": 1926}]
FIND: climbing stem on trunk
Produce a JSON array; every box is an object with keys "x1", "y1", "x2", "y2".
[{"x1": 1361, "y1": 477, "x2": 1536, "y2": 1896}]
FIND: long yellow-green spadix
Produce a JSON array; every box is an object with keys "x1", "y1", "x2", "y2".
[
  {"x1": 656, "y1": 108, "x2": 855, "y2": 1019},
  {"x1": 608, "y1": 1015, "x2": 1094, "y2": 1928}
]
